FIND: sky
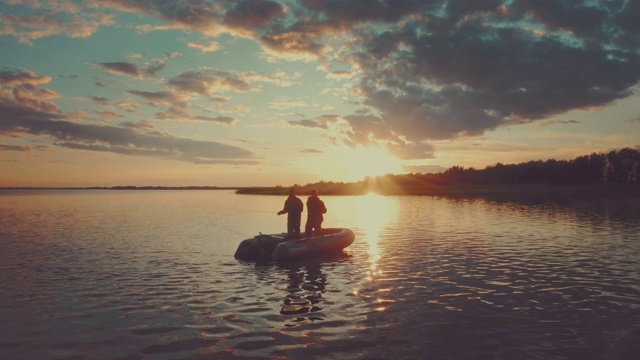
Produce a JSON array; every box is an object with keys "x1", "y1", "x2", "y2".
[{"x1": 1, "y1": 0, "x2": 640, "y2": 187}]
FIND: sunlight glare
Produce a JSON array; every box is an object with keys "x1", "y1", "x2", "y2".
[
  {"x1": 341, "y1": 146, "x2": 403, "y2": 180},
  {"x1": 354, "y1": 193, "x2": 398, "y2": 280}
]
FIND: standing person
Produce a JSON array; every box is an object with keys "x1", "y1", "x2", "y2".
[
  {"x1": 277, "y1": 188, "x2": 303, "y2": 237},
  {"x1": 305, "y1": 189, "x2": 327, "y2": 235}
]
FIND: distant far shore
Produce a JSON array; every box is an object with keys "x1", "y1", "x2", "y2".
[
  {"x1": 235, "y1": 183, "x2": 640, "y2": 199},
  {"x1": 2, "y1": 183, "x2": 639, "y2": 201},
  {"x1": 0, "y1": 186, "x2": 241, "y2": 191}
]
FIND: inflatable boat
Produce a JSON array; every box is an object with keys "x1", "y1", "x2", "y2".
[{"x1": 234, "y1": 228, "x2": 355, "y2": 262}]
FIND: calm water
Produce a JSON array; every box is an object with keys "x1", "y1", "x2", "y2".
[{"x1": 1, "y1": 190, "x2": 639, "y2": 359}]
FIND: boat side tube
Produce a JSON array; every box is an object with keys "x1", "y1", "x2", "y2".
[{"x1": 272, "y1": 228, "x2": 355, "y2": 261}]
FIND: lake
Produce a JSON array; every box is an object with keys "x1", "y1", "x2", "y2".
[{"x1": 1, "y1": 189, "x2": 639, "y2": 359}]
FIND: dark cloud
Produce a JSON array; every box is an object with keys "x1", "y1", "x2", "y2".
[
  {"x1": 0, "y1": 68, "x2": 52, "y2": 85},
  {"x1": 615, "y1": 1, "x2": 640, "y2": 35},
  {"x1": 97, "y1": 60, "x2": 165, "y2": 79},
  {"x1": 301, "y1": 148, "x2": 322, "y2": 153},
  {"x1": 289, "y1": 119, "x2": 328, "y2": 129},
  {"x1": 0, "y1": 143, "x2": 49, "y2": 152},
  {"x1": 127, "y1": 90, "x2": 235, "y2": 125},
  {"x1": 510, "y1": 0, "x2": 609, "y2": 41},
  {"x1": 5, "y1": 1, "x2": 640, "y2": 162},
  {"x1": 98, "y1": 62, "x2": 141, "y2": 78},
  {"x1": 321, "y1": 0, "x2": 639, "y2": 156},
  {"x1": 127, "y1": 69, "x2": 266, "y2": 123},
  {"x1": 260, "y1": 29, "x2": 327, "y2": 58},
  {"x1": 300, "y1": 0, "x2": 429, "y2": 23},
  {"x1": 0, "y1": 98, "x2": 256, "y2": 164},
  {"x1": 144, "y1": 60, "x2": 166, "y2": 77},
  {"x1": 0, "y1": 68, "x2": 256, "y2": 164},
  {"x1": 93, "y1": 110, "x2": 123, "y2": 118},
  {"x1": 539, "y1": 119, "x2": 582, "y2": 127},
  {"x1": 224, "y1": 0, "x2": 285, "y2": 30},
  {"x1": 100, "y1": 0, "x2": 284, "y2": 37},
  {"x1": 167, "y1": 70, "x2": 250, "y2": 95},
  {"x1": 128, "y1": 90, "x2": 185, "y2": 107},
  {"x1": 85, "y1": 96, "x2": 111, "y2": 105},
  {"x1": 625, "y1": 116, "x2": 640, "y2": 125},
  {"x1": 288, "y1": 115, "x2": 338, "y2": 130},
  {"x1": 101, "y1": 0, "x2": 222, "y2": 31}
]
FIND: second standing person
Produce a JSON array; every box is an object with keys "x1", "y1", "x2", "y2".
[{"x1": 305, "y1": 189, "x2": 326, "y2": 236}]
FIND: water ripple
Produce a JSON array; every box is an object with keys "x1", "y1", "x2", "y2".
[{"x1": 1, "y1": 191, "x2": 639, "y2": 359}]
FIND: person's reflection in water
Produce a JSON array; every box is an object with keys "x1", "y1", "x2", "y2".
[{"x1": 279, "y1": 261, "x2": 327, "y2": 319}]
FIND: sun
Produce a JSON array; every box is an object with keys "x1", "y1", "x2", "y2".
[{"x1": 340, "y1": 146, "x2": 403, "y2": 180}]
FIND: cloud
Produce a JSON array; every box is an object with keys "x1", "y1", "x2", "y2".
[
  {"x1": 0, "y1": 4, "x2": 115, "y2": 45},
  {"x1": 260, "y1": 30, "x2": 328, "y2": 60},
  {"x1": 188, "y1": 40, "x2": 221, "y2": 53},
  {"x1": 245, "y1": 69, "x2": 301, "y2": 87},
  {"x1": 326, "y1": 70, "x2": 355, "y2": 80},
  {"x1": 114, "y1": 100, "x2": 139, "y2": 113},
  {"x1": 299, "y1": 0, "x2": 640, "y2": 158},
  {"x1": 127, "y1": 90, "x2": 235, "y2": 125},
  {"x1": 155, "y1": 106, "x2": 236, "y2": 125},
  {"x1": 538, "y1": 119, "x2": 583, "y2": 127},
  {"x1": 0, "y1": 68, "x2": 52, "y2": 85},
  {"x1": 288, "y1": 115, "x2": 339, "y2": 130},
  {"x1": 6, "y1": 1, "x2": 640, "y2": 163},
  {"x1": 0, "y1": 68, "x2": 59, "y2": 112},
  {"x1": 270, "y1": 97, "x2": 308, "y2": 110},
  {"x1": 126, "y1": 68, "x2": 296, "y2": 123},
  {"x1": 85, "y1": 96, "x2": 111, "y2": 105},
  {"x1": 0, "y1": 98, "x2": 255, "y2": 164},
  {"x1": 167, "y1": 69, "x2": 251, "y2": 95},
  {"x1": 289, "y1": 119, "x2": 327, "y2": 130},
  {"x1": 98, "y1": 62, "x2": 142, "y2": 78},
  {"x1": 99, "y1": 0, "x2": 285, "y2": 38},
  {"x1": 300, "y1": 148, "x2": 322, "y2": 154},
  {"x1": 92, "y1": 110, "x2": 123, "y2": 118},
  {"x1": 97, "y1": 60, "x2": 165, "y2": 79},
  {"x1": 144, "y1": 60, "x2": 166, "y2": 77},
  {"x1": 625, "y1": 116, "x2": 640, "y2": 125},
  {"x1": 0, "y1": 68, "x2": 256, "y2": 164},
  {"x1": 198, "y1": 116, "x2": 235, "y2": 125},
  {"x1": 128, "y1": 90, "x2": 185, "y2": 107},
  {"x1": 223, "y1": 0, "x2": 286, "y2": 31},
  {"x1": 0, "y1": 143, "x2": 50, "y2": 152}
]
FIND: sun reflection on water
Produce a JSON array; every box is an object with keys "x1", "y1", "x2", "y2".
[{"x1": 354, "y1": 193, "x2": 398, "y2": 281}]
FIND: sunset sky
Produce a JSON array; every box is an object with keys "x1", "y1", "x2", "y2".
[{"x1": 1, "y1": 0, "x2": 640, "y2": 187}]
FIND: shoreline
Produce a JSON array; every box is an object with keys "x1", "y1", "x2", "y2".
[
  {"x1": 235, "y1": 183, "x2": 640, "y2": 198},
  {"x1": 2, "y1": 183, "x2": 639, "y2": 199}
]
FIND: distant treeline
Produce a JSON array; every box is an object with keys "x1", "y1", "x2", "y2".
[
  {"x1": 238, "y1": 148, "x2": 640, "y2": 196},
  {"x1": 423, "y1": 147, "x2": 640, "y2": 186},
  {"x1": 437, "y1": 147, "x2": 640, "y2": 186},
  {"x1": 105, "y1": 186, "x2": 237, "y2": 190}
]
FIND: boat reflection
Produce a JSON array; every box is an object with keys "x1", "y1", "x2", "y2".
[
  {"x1": 278, "y1": 261, "x2": 326, "y2": 316},
  {"x1": 275, "y1": 253, "x2": 352, "y2": 320}
]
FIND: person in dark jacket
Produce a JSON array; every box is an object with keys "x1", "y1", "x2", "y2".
[
  {"x1": 305, "y1": 189, "x2": 327, "y2": 235},
  {"x1": 277, "y1": 188, "x2": 303, "y2": 237}
]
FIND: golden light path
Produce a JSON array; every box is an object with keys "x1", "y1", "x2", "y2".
[{"x1": 352, "y1": 192, "x2": 399, "y2": 311}]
